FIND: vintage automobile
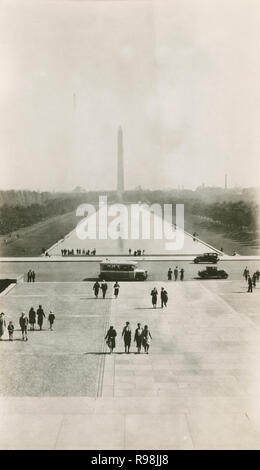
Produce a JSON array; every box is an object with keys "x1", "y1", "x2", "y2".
[
  {"x1": 198, "y1": 266, "x2": 228, "y2": 279},
  {"x1": 194, "y1": 252, "x2": 219, "y2": 264},
  {"x1": 99, "y1": 260, "x2": 148, "y2": 281}
]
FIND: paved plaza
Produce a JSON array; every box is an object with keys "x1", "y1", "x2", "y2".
[
  {"x1": 0, "y1": 258, "x2": 259, "y2": 283},
  {"x1": 1, "y1": 278, "x2": 260, "y2": 449}
]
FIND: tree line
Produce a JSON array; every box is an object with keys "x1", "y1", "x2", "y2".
[
  {"x1": 0, "y1": 192, "x2": 258, "y2": 236},
  {"x1": 0, "y1": 197, "x2": 84, "y2": 235},
  {"x1": 188, "y1": 200, "x2": 258, "y2": 230}
]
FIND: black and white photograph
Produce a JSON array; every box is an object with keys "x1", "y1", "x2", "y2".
[{"x1": 0, "y1": 0, "x2": 260, "y2": 451}]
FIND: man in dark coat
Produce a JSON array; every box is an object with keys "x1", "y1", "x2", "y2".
[
  {"x1": 180, "y1": 268, "x2": 184, "y2": 281},
  {"x1": 134, "y1": 323, "x2": 143, "y2": 354},
  {"x1": 101, "y1": 280, "x2": 108, "y2": 299},
  {"x1": 93, "y1": 281, "x2": 100, "y2": 298},
  {"x1": 248, "y1": 276, "x2": 253, "y2": 293},
  {"x1": 28, "y1": 307, "x2": 36, "y2": 330},
  {"x1": 167, "y1": 268, "x2": 172, "y2": 280},
  {"x1": 37, "y1": 305, "x2": 45, "y2": 330},
  {"x1": 243, "y1": 267, "x2": 249, "y2": 281},
  {"x1": 122, "y1": 321, "x2": 132, "y2": 353},
  {"x1": 105, "y1": 326, "x2": 117, "y2": 353},
  {"x1": 160, "y1": 287, "x2": 165, "y2": 308},
  {"x1": 162, "y1": 289, "x2": 168, "y2": 307}
]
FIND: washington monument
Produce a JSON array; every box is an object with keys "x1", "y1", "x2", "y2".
[{"x1": 117, "y1": 126, "x2": 124, "y2": 198}]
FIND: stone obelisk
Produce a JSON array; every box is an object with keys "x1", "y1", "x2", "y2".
[{"x1": 117, "y1": 126, "x2": 124, "y2": 199}]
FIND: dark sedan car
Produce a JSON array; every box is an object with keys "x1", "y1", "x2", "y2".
[
  {"x1": 198, "y1": 266, "x2": 228, "y2": 279},
  {"x1": 194, "y1": 253, "x2": 219, "y2": 264}
]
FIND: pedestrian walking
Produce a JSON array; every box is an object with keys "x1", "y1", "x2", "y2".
[
  {"x1": 134, "y1": 323, "x2": 143, "y2": 354},
  {"x1": 162, "y1": 289, "x2": 168, "y2": 307},
  {"x1": 151, "y1": 287, "x2": 158, "y2": 308},
  {"x1": 174, "y1": 266, "x2": 179, "y2": 281},
  {"x1": 37, "y1": 305, "x2": 45, "y2": 330},
  {"x1": 180, "y1": 268, "x2": 184, "y2": 281},
  {"x1": 48, "y1": 311, "x2": 55, "y2": 330},
  {"x1": 160, "y1": 287, "x2": 165, "y2": 308},
  {"x1": 0, "y1": 312, "x2": 6, "y2": 340},
  {"x1": 113, "y1": 281, "x2": 120, "y2": 299},
  {"x1": 105, "y1": 326, "x2": 117, "y2": 353},
  {"x1": 28, "y1": 307, "x2": 36, "y2": 330},
  {"x1": 142, "y1": 325, "x2": 152, "y2": 354},
  {"x1": 248, "y1": 276, "x2": 253, "y2": 293},
  {"x1": 101, "y1": 280, "x2": 108, "y2": 299},
  {"x1": 122, "y1": 321, "x2": 132, "y2": 353},
  {"x1": 167, "y1": 268, "x2": 172, "y2": 280},
  {"x1": 252, "y1": 273, "x2": 257, "y2": 288},
  {"x1": 31, "y1": 270, "x2": 35, "y2": 282},
  {"x1": 243, "y1": 267, "x2": 249, "y2": 281},
  {"x1": 8, "y1": 321, "x2": 14, "y2": 341},
  {"x1": 93, "y1": 281, "x2": 100, "y2": 299},
  {"x1": 19, "y1": 312, "x2": 29, "y2": 341},
  {"x1": 27, "y1": 270, "x2": 32, "y2": 282}
]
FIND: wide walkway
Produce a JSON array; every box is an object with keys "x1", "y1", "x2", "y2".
[{"x1": 1, "y1": 280, "x2": 260, "y2": 449}]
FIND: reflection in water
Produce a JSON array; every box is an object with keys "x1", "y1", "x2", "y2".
[{"x1": 48, "y1": 205, "x2": 259, "y2": 256}]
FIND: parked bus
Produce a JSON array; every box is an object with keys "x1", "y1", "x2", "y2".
[{"x1": 99, "y1": 260, "x2": 148, "y2": 281}]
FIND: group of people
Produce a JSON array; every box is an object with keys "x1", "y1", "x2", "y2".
[
  {"x1": 128, "y1": 249, "x2": 145, "y2": 256},
  {"x1": 61, "y1": 248, "x2": 96, "y2": 256},
  {"x1": 27, "y1": 270, "x2": 36, "y2": 282},
  {"x1": 243, "y1": 267, "x2": 260, "y2": 292},
  {"x1": 151, "y1": 287, "x2": 168, "y2": 308},
  {"x1": 93, "y1": 280, "x2": 120, "y2": 299},
  {"x1": 105, "y1": 322, "x2": 152, "y2": 354},
  {"x1": 0, "y1": 306, "x2": 56, "y2": 342},
  {"x1": 167, "y1": 267, "x2": 184, "y2": 281}
]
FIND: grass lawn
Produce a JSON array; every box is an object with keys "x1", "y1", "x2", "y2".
[{"x1": 0, "y1": 211, "x2": 79, "y2": 257}]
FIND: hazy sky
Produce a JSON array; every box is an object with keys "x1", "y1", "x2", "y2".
[{"x1": 0, "y1": 0, "x2": 260, "y2": 191}]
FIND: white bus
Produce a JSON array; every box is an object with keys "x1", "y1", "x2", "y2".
[{"x1": 99, "y1": 260, "x2": 148, "y2": 281}]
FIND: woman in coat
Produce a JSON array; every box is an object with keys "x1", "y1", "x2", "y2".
[
  {"x1": 105, "y1": 326, "x2": 117, "y2": 353},
  {"x1": 151, "y1": 287, "x2": 158, "y2": 308},
  {"x1": 142, "y1": 325, "x2": 152, "y2": 354}
]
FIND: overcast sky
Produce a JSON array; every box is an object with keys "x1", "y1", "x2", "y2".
[{"x1": 0, "y1": 0, "x2": 260, "y2": 191}]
